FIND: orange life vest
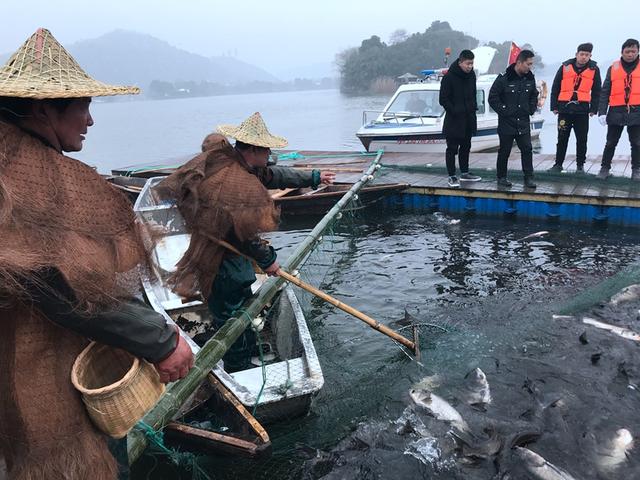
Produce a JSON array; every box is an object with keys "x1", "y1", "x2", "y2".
[
  {"x1": 609, "y1": 60, "x2": 640, "y2": 107},
  {"x1": 558, "y1": 63, "x2": 596, "y2": 103}
]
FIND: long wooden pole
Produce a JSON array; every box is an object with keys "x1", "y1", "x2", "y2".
[
  {"x1": 212, "y1": 237, "x2": 416, "y2": 352},
  {"x1": 277, "y1": 270, "x2": 415, "y2": 350},
  {"x1": 128, "y1": 150, "x2": 385, "y2": 463}
]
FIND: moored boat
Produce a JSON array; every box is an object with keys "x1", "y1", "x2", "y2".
[{"x1": 356, "y1": 47, "x2": 545, "y2": 153}]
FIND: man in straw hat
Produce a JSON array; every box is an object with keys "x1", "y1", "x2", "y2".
[
  {"x1": 0, "y1": 29, "x2": 194, "y2": 479},
  {"x1": 158, "y1": 112, "x2": 335, "y2": 370}
]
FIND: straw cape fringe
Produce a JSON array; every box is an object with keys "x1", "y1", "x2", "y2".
[{"x1": 0, "y1": 28, "x2": 139, "y2": 99}]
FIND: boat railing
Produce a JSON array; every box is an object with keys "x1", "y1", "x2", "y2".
[{"x1": 362, "y1": 110, "x2": 439, "y2": 126}]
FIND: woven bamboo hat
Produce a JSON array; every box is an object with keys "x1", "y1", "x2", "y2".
[
  {"x1": 217, "y1": 112, "x2": 288, "y2": 148},
  {"x1": 0, "y1": 28, "x2": 140, "y2": 99}
]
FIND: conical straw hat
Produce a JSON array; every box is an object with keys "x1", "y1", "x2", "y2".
[
  {"x1": 217, "y1": 112, "x2": 288, "y2": 149},
  {"x1": 0, "y1": 28, "x2": 139, "y2": 99}
]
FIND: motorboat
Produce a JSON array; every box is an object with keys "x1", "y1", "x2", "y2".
[{"x1": 356, "y1": 47, "x2": 545, "y2": 153}]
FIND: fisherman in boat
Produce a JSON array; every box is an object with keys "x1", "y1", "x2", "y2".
[
  {"x1": 439, "y1": 49, "x2": 483, "y2": 187},
  {"x1": 489, "y1": 49, "x2": 539, "y2": 189},
  {"x1": 158, "y1": 113, "x2": 335, "y2": 371},
  {"x1": 548, "y1": 42, "x2": 601, "y2": 174},
  {"x1": 0, "y1": 29, "x2": 194, "y2": 479}
]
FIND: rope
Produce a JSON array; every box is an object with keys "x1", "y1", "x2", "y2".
[
  {"x1": 134, "y1": 420, "x2": 212, "y2": 480},
  {"x1": 276, "y1": 151, "x2": 378, "y2": 161}
]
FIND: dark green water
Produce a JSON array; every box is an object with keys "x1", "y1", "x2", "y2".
[{"x1": 133, "y1": 206, "x2": 640, "y2": 479}]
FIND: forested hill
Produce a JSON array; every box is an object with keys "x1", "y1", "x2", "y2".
[{"x1": 338, "y1": 21, "x2": 543, "y2": 95}]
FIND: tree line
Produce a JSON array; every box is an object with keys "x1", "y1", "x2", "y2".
[{"x1": 337, "y1": 21, "x2": 543, "y2": 95}]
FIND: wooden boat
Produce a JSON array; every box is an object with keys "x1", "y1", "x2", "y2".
[
  {"x1": 164, "y1": 373, "x2": 271, "y2": 458},
  {"x1": 270, "y1": 182, "x2": 410, "y2": 215},
  {"x1": 134, "y1": 177, "x2": 324, "y2": 423}
]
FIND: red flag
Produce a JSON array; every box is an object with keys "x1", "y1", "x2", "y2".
[{"x1": 508, "y1": 42, "x2": 521, "y2": 66}]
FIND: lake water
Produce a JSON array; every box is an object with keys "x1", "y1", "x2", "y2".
[
  {"x1": 97, "y1": 88, "x2": 640, "y2": 479},
  {"x1": 77, "y1": 85, "x2": 630, "y2": 174}
]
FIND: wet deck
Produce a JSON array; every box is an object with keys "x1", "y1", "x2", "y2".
[{"x1": 281, "y1": 151, "x2": 640, "y2": 207}]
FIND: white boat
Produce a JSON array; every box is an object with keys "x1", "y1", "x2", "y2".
[
  {"x1": 133, "y1": 177, "x2": 324, "y2": 422},
  {"x1": 356, "y1": 47, "x2": 545, "y2": 153}
]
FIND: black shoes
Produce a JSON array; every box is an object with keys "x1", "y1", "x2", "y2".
[
  {"x1": 524, "y1": 176, "x2": 537, "y2": 189},
  {"x1": 497, "y1": 177, "x2": 512, "y2": 188},
  {"x1": 597, "y1": 167, "x2": 610, "y2": 179},
  {"x1": 547, "y1": 164, "x2": 563, "y2": 173}
]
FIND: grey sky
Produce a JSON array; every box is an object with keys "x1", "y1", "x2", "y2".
[{"x1": 1, "y1": 0, "x2": 636, "y2": 77}]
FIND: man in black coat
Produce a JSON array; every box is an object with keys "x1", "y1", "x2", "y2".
[
  {"x1": 597, "y1": 38, "x2": 640, "y2": 180},
  {"x1": 489, "y1": 50, "x2": 540, "y2": 188},
  {"x1": 548, "y1": 42, "x2": 601, "y2": 173},
  {"x1": 439, "y1": 49, "x2": 482, "y2": 188}
]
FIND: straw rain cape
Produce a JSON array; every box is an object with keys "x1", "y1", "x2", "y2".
[
  {"x1": 0, "y1": 120, "x2": 148, "y2": 479},
  {"x1": 157, "y1": 142, "x2": 279, "y2": 299}
]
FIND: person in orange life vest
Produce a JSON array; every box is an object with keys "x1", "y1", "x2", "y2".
[
  {"x1": 548, "y1": 43, "x2": 601, "y2": 173},
  {"x1": 597, "y1": 38, "x2": 640, "y2": 180}
]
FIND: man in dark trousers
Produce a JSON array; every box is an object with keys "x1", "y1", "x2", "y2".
[
  {"x1": 489, "y1": 49, "x2": 539, "y2": 188},
  {"x1": 439, "y1": 49, "x2": 482, "y2": 187},
  {"x1": 597, "y1": 38, "x2": 640, "y2": 180},
  {"x1": 548, "y1": 42, "x2": 601, "y2": 173}
]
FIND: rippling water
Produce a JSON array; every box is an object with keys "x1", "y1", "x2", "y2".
[{"x1": 133, "y1": 207, "x2": 640, "y2": 479}]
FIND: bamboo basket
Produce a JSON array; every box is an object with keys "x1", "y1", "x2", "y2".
[{"x1": 71, "y1": 342, "x2": 165, "y2": 438}]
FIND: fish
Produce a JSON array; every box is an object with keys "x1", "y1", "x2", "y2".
[
  {"x1": 594, "y1": 428, "x2": 634, "y2": 473},
  {"x1": 451, "y1": 426, "x2": 502, "y2": 460},
  {"x1": 551, "y1": 314, "x2": 576, "y2": 321},
  {"x1": 409, "y1": 387, "x2": 469, "y2": 431},
  {"x1": 609, "y1": 284, "x2": 640, "y2": 306},
  {"x1": 459, "y1": 367, "x2": 492, "y2": 406},
  {"x1": 512, "y1": 447, "x2": 578, "y2": 480},
  {"x1": 582, "y1": 317, "x2": 640, "y2": 342},
  {"x1": 517, "y1": 231, "x2": 550, "y2": 241}
]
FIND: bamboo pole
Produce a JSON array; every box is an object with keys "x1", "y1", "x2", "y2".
[
  {"x1": 278, "y1": 270, "x2": 415, "y2": 351},
  {"x1": 128, "y1": 150, "x2": 384, "y2": 463},
  {"x1": 212, "y1": 237, "x2": 416, "y2": 352}
]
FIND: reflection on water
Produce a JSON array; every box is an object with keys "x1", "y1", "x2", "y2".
[
  {"x1": 133, "y1": 207, "x2": 640, "y2": 479},
  {"x1": 79, "y1": 86, "x2": 629, "y2": 174}
]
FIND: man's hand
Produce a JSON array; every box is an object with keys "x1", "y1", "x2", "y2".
[
  {"x1": 154, "y1": 328, "x2": 194, "y2": 383},
  {"x1": 320, "y1": 171, "x2": 336, "y2": 184},
  {"x1": 598, "y1": 115, "x2": 607, "y2": 126},
  {"x1": 263, "y1": 261, "x2": 280, "y2": 276}
]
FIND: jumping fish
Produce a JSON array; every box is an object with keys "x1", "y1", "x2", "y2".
[
  {"x1": 595, "y1": 428, "x2": 634, "y2": 473},
  {"x1": 409, "y1": 387, "x2": 469, "y2": 431},
  {"x1": 460, "y1": 368, "x2": 492, "y2": 406},
  {"x1": 582, "y1": 317, "x2": 640, "y2": 342},
  {"x1": 609, "y1": 284, "x2": 640, "y2": 306},
  {"x1": 513, "y1": 447, "x2": 578, "y2": 480},
  {"x1": 517, "y1": 231, "x2": 550, "y2": 241}
]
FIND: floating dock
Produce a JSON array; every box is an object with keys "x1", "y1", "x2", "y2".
[
  {"x1": 278, "y1": 151, "x2": 640, "y2": 227},
  {"x1": 113, "y1": 151, "x2": 640, "y2": 227}
]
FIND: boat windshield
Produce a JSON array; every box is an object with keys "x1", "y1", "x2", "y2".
[{"x1": 385, "y1": 90, "x2": 444, "y2": 118}]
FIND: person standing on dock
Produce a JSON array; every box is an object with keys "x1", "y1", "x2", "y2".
[
  {"x1": 548, "y1": 43, "x2": 601, "y2": 173},
  {"x1": 596, "y1": 38, "x2": 640, "y2": 180},
  {"x1": 439, "y1": 49, "x2": 482, "y2": 188},
  {"x1": 489, "y1": 50, "x2": 540, "y2": 189},
  {"x1": 158, "y1": 113, "x2": 335, "y2": 371},
  {"x1": 0, "y1": 29, "x2": 194, "y2": 479}
]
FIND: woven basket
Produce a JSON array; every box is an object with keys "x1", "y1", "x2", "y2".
[{"x1": 71, "y1": 342, "x2": 165, "y2": 438}]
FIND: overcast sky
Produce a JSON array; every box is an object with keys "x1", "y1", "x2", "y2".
[{"x1": 1, "y1": 0, "x2": 637, "y2": 77}]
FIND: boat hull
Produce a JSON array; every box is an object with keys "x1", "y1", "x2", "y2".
[{"x1": 358, "y1": 122, "x2": 543, "y2": 153}]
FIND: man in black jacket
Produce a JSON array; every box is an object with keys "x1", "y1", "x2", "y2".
[
  {"x1": 597, "y1": 38, "x2": 640, "y2": 180},
  {"x1": 439, "y1": 49, "x2": 482, "y2": 187},
  {"x1": 489, "y1": 50, "x2": 539, "y2": 188},
  {"x1": 548, "y1": 43, "x2": 601, "y2": 173}
]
